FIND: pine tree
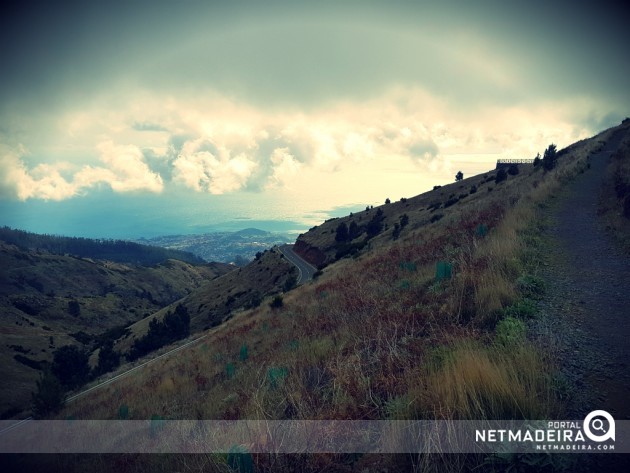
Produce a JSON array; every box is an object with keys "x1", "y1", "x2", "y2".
[{"x1": 32, "y1": 370, "x2": 65, "y2": 418}]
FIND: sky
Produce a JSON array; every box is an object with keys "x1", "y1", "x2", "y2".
[{"x1": 0, "y1": 0, "x2": 628, "y2": 238}]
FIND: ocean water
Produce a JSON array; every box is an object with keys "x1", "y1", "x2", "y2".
[{"x1": 0, "y1": 189, "x2": 366, "y2": 239}]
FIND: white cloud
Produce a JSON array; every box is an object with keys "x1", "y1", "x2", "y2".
[
  {"x1": 267, "y1": 147, "x2": 302, "y2": 189},
  {"x1": 0, "y1": 141, "x2": 163, "y2": 201},
  {"x1": 1, "y1": 87, "x2": 609, "y2": 203},
  {"x1": 172, "y1": 139, "x2": 257, "y2": 194},
  {"x1": 0, "y1": 145, "x2": 78, "y2": 201},
  {"x1": 95, "y1": 141, "x2": 163, "y2": 193}
]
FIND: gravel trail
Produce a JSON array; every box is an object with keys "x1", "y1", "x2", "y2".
[{"x1": 534, "y1": 127, "x2": 630, "y2": 421}]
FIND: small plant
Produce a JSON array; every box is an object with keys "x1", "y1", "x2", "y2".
[
  {"x1": 435, "y1": 261, "x2": 452, "y2": 281},
  {"x1": 542, "y1": 144, "x2": 558, "y2": 171},
  {"x1": 335, "y1": 222, "x2": 349, "y2": 242},
  {"x1": 227, "y1": 445, "x2": 255, "y2": 473},
  {"x1": 516, "y1": 274, "x2": 546, "y2": 298},
  {"x1": 495, "y1": 168, "x2": 508, "y2": 183},
  {"x1": 469, "y1": 185, "x2": 477, "y2": 194},
  {"x1": 225, "y1": 362, "x2": 236, "y2": 380},
  {"x1": 533, "y1": 152, "x2": 542, "y2": 166},
  {"x1": 239, "y1": 343, "x2": 249, "y2": 361},
  {"x1": 384, "y1": 396, "x2": 412, "y2": 419},
  {"x1": 269, "y1": 295, "x2": 284, "y2": 309},
  {"x1": 502, "y1": 299, "x2": 538, "y2": 319},
  {"x1": 95, "y1": 342, "x2": 120, "y2": 376},
  {"x1": 495, "y1": 316, "x2": 526, "y2": 347},
  {"x1": 267, "y1": 366, "x2": 289, "y2": 388},
  {"x1": 118, "y1": 404, "x2": 129, "y2": 419},
  {"x1": 31, "y1": 370, "x2": 65, "y2": 418},
  {"x1": 150, "y1": 415, "x2": 165, "y2": 437},
  {"x1": 283, "y1": 274, "x2": 297, "y2": 292},
  {"x1": 430, "y1": 214, "x2": 443, "y2": 223},
  {"x1": 392, "y1": 223, "x2": 401, "y2": 240},
  {"x1": 51, "y1": 345, "x2": 90, "y2": 389},
  {"x1": 455, "y1": 170, "x2": 464, "y2": 181},
  {"x1": 399, "y1": 261, "x2": 417, "y2": 272},
  {"x1": 444, "y1": 197, "x2": 459, "y2": 207},
  {"x1": 67, "y1": 300, "x2": 81, "y2": 317}
]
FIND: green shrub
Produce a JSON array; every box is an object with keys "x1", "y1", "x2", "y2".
[
  {"x1": 225, "y1": 362, "x2": 236, "y2": 380},
  {"x1": 239, "y1": 343, "x2": 249, "y2": 361},
  {"x1": 502, "y1": 299, "x2": 538, "y2": 319},
  {"x1": 227, "y1": 445, "x2": 255, "y2": 473},
  {"x1": 67, "y1": 300, "x2": 81, "y2": 317},
  {"x1": 31, "y1": 370, "x2": 65, "y2": 418},
  {"x1": 435, "y1": 261, "x2": 452, "y2": 281},
  {"x1": 444, "y1": 197, "x2": 459, "y2": 207},
  {"x1": 516, "y1": 274, "x2": 546, "y2": 298},
  {"x1": 495, "y1": 317, "x2": 526, "y2": 347},
  {"x1": 542, "y1": 144, "x2": 558, "y2": 171},
  {"x1": 269, "y1": 295, "x2": 284, "y2": 309},
  {"x1": 335, "y1": 222, "x2": 349, "y2": 242},
  {"x1": 495, "y1": 168, "x2": 508, "y2": 183},
  {"x1": 399, "y1": 261, "x2": 417, "y2": 272},
  {"x1": 283, "y1": 275, "x2": 297, "y2": 292},
  {"x1": 118, "y1": 404, "x2": 129, "y2": 419},
  {"x1": 95, "y1": 340, "x2": 120, "y2": 376},
  {"x1": 267, "y1": 366, "x2": 289, "y2": 388},
  {"x1": 51, "y1": 345, "x2": 90, "y2": 389}
]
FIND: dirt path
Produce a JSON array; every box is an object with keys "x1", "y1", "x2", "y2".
[{"x1": 535, "y1": 128, "x2": 630, "y2": 423}]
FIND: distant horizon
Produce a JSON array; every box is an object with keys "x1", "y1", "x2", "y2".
[{"x1": 0, "y1": 188, "x2": 371, "y2": 240}]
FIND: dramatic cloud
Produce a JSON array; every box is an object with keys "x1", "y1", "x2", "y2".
[
  {"x1": 1, "y1": 87, "x2": 607, "y2": 203},
  {"x1": 0, "y1": 146, "x2": 76, "y2": 200},
  {"x1": 0, "y1": 141, "x2": 163, "y2": 201}
]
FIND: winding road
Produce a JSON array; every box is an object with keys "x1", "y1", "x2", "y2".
[{"x1": 278, "y1": 244, "x2": 317, "y2": 285}]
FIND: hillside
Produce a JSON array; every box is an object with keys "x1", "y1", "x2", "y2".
[
  {"x1": 113, "y1": 247, "x2": 298, "y2": 357},
  {"x1": 0, "y1": 241, "x2": 233, "y2": 418},
  {"x1": 6, "y1": 120, "x2": 630, "y2": 472},
  {"x1": 0, "y1": 226, "x2": 205, "y2": 265}
]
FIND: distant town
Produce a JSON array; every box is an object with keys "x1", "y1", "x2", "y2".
[{"x1": 135, "y1": 228, "x2": 293, "y2": 265}]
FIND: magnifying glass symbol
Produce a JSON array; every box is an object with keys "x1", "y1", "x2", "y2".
[{"x1": 592, "y1": 419, "x2": 605, "y2": 432}]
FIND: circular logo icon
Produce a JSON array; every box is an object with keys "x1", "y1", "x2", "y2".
[{"x1": 583, "y1": 410, "x2": 615, "y2": 442}]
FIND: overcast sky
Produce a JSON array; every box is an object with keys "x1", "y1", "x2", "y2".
[{"x1": 0, "y1": 0, "x2": 628, "y2": 236}]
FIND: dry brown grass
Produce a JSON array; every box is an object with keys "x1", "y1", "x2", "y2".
[{"x1": 418, "y1": 341, "x2": 556, "y2": 420}]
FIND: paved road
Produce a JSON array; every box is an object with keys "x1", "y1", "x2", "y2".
[{"x1": 279, "y1": 244, "x2": 317, "y2": 285}]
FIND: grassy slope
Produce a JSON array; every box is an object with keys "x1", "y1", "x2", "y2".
[
  {"x1": 114, "y1": 248, "x2": 297, "y2": 354},
  {"x1": 0, "y1": 244, "x2": 233, "y2": 417},
  {"x1": 47, "y1": 122, "x2": 630, "y2": 470}
]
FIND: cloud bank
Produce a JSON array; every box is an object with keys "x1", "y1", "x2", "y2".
[
  {"x1": 0, "y1": 87, "x2": 612, "y2": 202},
  {"x1": 1, "y1": 140, "x2": 163, "y2": 200}
]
